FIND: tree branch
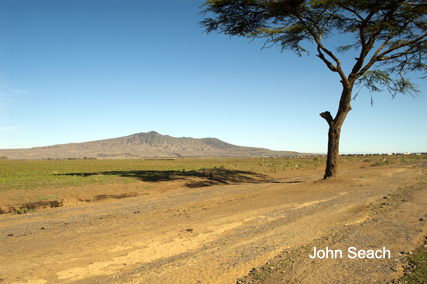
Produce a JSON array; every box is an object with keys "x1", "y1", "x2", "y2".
[
  {"x1": 351, "y1": 1, "x2": 407, "y2": 78},
  {"x1": 376, "y1": 33, "x2": 427, "y2": 60},
  {"x1": 320, "y1": 111, "x2": 333, "y2": 126},
  {"x1": 316, "y1": 46, "x2": 338, "y2": 72},
  {"x1": 357, "y1": 31, "x2": 426, "y2": 79},
  {"x1": 338, "y1": 4, "x2": 364, "y2": 22},
  {"x1": 316, "y1": 42, "x2": 348, "y2": 85},
  {"x1": 401, "y1": 1, "x2": 427, "y2": 8},
  {"x1": 350, "y1": 10, "x2": 378, "y2": 76}
]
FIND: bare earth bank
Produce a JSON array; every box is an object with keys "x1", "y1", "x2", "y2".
[{"x1": 0, "y1": 161, "x2": 426, "y2": 284}]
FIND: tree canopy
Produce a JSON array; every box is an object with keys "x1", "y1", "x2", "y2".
[{"x1": 201, "y1": 0, "x2": 426, "y2": 99}]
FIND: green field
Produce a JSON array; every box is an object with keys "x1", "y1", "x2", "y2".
[{"x1": 1, "y1": 154, "x2": 426, "y2": 192}]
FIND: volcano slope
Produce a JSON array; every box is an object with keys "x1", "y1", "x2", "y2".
[{"x1": 0, "y1": 161, "x2": 426, "y2": 284}]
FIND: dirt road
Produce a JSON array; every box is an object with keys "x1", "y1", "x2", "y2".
[{"x1": 1, "y1": 161, "x2": 426, "y2": 284}]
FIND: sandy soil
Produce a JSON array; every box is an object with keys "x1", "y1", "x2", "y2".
[{"x1": 1, "y1": 161, "x2": 426, "y2": 284}]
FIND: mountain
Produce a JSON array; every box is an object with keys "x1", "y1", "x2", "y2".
[{"x1": 0, "y1": 131, "x2": 300, "y2": 159}]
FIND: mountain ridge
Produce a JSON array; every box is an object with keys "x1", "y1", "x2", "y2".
[{"x1": 0, "y1": 131, "x2": 300, "y2": 159}]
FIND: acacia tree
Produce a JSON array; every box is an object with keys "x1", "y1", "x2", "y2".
[{"x1": 200, "y1": 0, "x2": 427, "y2": 178}]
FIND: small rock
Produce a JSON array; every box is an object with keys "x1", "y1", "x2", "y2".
[
  {"x1": 419, "y1": 218, "x2": 424, "y2": 221},
  {"x1": 7, "y1": 234, "x2": 13, "y2": 237},
  {"x1": 41, "y1": 227, "x2": 45, "y2": 230},
  {"x1": 383, "y1": 196, "x2": 389, "y2": 199}
]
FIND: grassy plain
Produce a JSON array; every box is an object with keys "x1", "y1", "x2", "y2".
[{"x1": 1, "y1": 154, "x2": 425, "y2": 192}]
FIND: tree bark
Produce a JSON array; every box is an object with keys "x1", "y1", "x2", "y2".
[{"x1": 324, "y1": 123, "x2": 341, "y2": 178}]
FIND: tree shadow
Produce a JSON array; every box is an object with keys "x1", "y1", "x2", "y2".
[
  {"x1": 94, "y1": 192, "x2": 139, "y2": 200},
  {"x1": 55, "y1": 168, "x2": 269, "y2": 188},
  {"x1": 269, "y1": 180, "x2": 306, "y2": 184}
]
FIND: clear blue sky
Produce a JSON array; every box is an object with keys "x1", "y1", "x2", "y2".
[{"x1": 1, "y1": 0, "x2": 426, "y2": 154}]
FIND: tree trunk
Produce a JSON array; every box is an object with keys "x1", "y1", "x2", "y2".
[
  {"x1": 324, "y1": 124, "x2": 341, "y2": 178},
  {"x1": 320, "y1": 86, "x2": 353, "y2": 179}
]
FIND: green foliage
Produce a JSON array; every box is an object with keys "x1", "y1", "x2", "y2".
[
  {"x1": 14, "y1": 206, "x2": 28, "y2": 214},
  {"x1": 354, "y1": 70, "x2": 420, "y2": 105},
  {"x1": 371, "y1": 159, "x2": 388, "y2": 166},
  {"x1": 399, "y1": 239, "x2": 427, "y2": 283}
]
